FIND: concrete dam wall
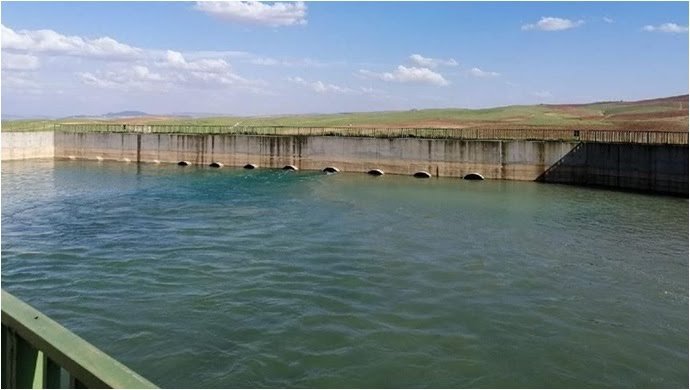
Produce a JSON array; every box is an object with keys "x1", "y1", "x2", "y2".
[
  {"x1": 536, "y1": 142, "x2": 688, "y2": 196},
  {"x1": 54, "y1": 132, "x2": 578, "y2": 181},
  {"x1": 2, "y1": 131, "x2": 686, "y2": 195},
  {"x1": 51, "y1": 132, "x2": 688, "y2": 195},
  {"x1": 1, "y1": 131, "x2": 54, "y2": 160}
]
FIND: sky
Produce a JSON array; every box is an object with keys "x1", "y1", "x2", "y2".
[{"x1": 1, "y1": 1, "x2": 688, "y2": 118}]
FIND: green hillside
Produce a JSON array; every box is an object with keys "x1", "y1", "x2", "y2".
[{"x1": 2, "y1": 95, "x2": 687, "y2": 132}]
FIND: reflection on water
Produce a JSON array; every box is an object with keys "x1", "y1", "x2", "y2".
[{"x1": 2, "y1": 159, "x2": 688, "y2": 388}]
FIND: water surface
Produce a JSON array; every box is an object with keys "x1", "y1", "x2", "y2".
[{"x1": 2, "y1": 159, "x2": 688, "y2": 388}]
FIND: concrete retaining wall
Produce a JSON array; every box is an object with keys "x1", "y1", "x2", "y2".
[
  {"x1": 1, "y1": 131, "x2": 54, "y2": 160},
  {"x1": 4, "y1": 131, "x2": 686, "y2": 196},
  {"x1": 54, "y1": 132, "x2": 578, "y2": 181},
  {"x1": 537, "y1": 142, "x2": 688, "y2": 196}
]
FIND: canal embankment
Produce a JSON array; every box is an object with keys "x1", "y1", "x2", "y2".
[
  {"x1": 53, "y1": 132, "x2": 580, "y2": 182},
  {"x1": 2, "y1": 125, "x2": 687, "y2": 196}
]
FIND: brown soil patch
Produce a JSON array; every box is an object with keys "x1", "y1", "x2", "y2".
[
  {"x1": 606, "y1": 111, "x2": 688, "y2": 120},
  {"x1": 363, "y1": 120, "x2": 472, "y2": 129},
  {"x1": 548, "y1": 105, "x2": 604, "y2": 117}
]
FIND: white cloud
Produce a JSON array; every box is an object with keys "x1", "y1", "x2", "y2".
[
  {"x1": 249, "y1": 56, "x2": 330, "y2": 67},
  {"x1": 194, "y1": 1, "x2": 307, "y2": 27},
  {"x1": 642, "y1": 23, "x2": 689, "y2": 33},
  {"x1": 290, "y1": 58, "x2": 330, "y2": 67},
  {"x1": 288, "y1": 76, "x2": 355, "y2": 94},
  {"x1": 469, "y1": 67, "x2": 500, "y2": 78},
  {"x1": 186, "y1": 71, "x2": 250, "y2": 86},
  {"x1": 603, "y1": 17, "x2": 614, "y2": 24},
  {"x1": 1, "y1": 53, "x2": 40, "y2": 70},
  {"x1": 78, "y1": 72, "x2": 121, "y2": 90},
  {"x1": 312, "y1": 81, "x2": 350, "y2": 94},
  {"x1": 359, "y1": 65, "x2": 449, "y2": 86},
  {"x1": 409, "y1": 54, "x2": 457, "y2": 68},
  {"x1": 180, "y1": 50, "x2": 253, "y2": 60},
  {"x1": 78, "y1": 66, "x2": 166, "y2": 91},
  {"x1": 1, "y1": 24, "x2": 142, "y2": 59},
  {"x1": 159, "y1": 50, "x2": 232, "y2": 73},
  {"x1": 0, "y1": 23, "x2": 265, "y2": 94},
  {"x1": 521, "y1": 17, "x2": 584, "y2": 31},
  {"x1": 77, "y1": 61, "x2": 260, "y2": 93},
  {"x1": 250, "y1": 57, "x2": 280, "y2": 66},
  {"x1": 182, "y1": 50, "x2": 334, "y2": 68},
  {"x1": 153, "y1": 50, "x2": 265, "y2": 87},
  {"x1": 132, "y1": 65, "x2": 163, "y2": 81},
  {"x1": 0, "y1": 24, "x2": 322, "y2": 97},
  {"x1": 0, "y1": 26, "x2": 268, "y2": 96}
]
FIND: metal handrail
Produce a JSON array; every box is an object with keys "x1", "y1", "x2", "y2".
[
  {"x1": 0, "y1": 122, "x2": 684, "y2": 144},
  {"x1": 1, "y1": 290, "x2": 157, "y2": 388},
  {"x1": 48, "y1": 123, "x2": 688, "y2": 145}
]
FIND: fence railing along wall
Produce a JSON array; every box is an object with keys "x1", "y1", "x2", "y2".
[{"x1": 6, "y1": 123, "x2": 688, "y2": 145}]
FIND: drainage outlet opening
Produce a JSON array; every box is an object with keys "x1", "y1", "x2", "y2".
[
  {"x1": 413, "y1": 171, "x2": 431, "y2": 178},
  {"x1": 210, "y1": 162, "x2": 224, "y2": 168},
  {"x1": 244, "y1": 164, "x2": 257, "y2": 170},
  {"x1": 283, "y1": 165, "x2": 298, "y2": 171},
  {"x1": 178, "y1": 161, "x2": 191, "y2": 166},
  {"x1": 367, "y1": 169, "x2": 384, "y2": 176},
  {"x1": 463, "y1": 173, "x2": 484, "y2": 180},
  {"x1": 323, "y1": 167, "x2": 340, "y2": 173}
]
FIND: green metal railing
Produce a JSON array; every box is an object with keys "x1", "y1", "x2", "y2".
[
  {"x1": 49, "y1": 123, "x2": 689, "y2": 145},
  {"x1": 1, "y1": 290, "x2": 157, "y2": 389}
]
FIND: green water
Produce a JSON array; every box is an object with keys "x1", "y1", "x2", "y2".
[{"x1": 1, "y1": 159, "x2": 688, "y2": 388}]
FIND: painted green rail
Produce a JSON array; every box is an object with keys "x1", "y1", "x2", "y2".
[{"x1": 1, "y1": 290, "x2": 157, "y2": 389}]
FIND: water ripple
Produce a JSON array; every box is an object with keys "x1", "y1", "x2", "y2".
[{"x1": 2, "y1": 160, "x2": 688, "y2": 388}]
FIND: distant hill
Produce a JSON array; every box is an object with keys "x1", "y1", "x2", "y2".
[
  {"x1": 1, "y1": 114, "x2": 56, "y2": 120},
  {"x1": 170, "y1": 112, "x2": 224, "y2": 118},
  {"x1": 133, "y1": 94, "x2": 687, "y2": 132},
  {"x1": 104, "y1": 111, "x2": 150, "y2": 118},
  {"x1": 4, "y1": 95, "x2": 687, "y2": 132},
  {"x1": 545, "y1": 94, "x2": 688, "y2": 109}
]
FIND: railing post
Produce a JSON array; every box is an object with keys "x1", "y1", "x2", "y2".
[
  {"x1": 2, "y1": 291, "x2": 158, "y2": 389},
  {"x1": 43, "y1": 355, "x2": 61, "y2": 388},
  {"x1": 15, "y1": 332, "x2": 40, "y2": 388},
  {"x1": 69, "y1": 374, "x2": 87, "y2": 388},
  {"x1": 6, "y1": 328, "x2": 18, "y2": 389},
  {"x1": 2, "y1": 325, "x2": 9, "y2": 389}
]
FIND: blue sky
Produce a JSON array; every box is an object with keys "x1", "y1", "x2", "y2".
[{"x1": 1, "y1": 1, "x2": 688, "y2": 118}]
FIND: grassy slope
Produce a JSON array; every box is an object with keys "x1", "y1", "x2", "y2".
[
  {"x1": 143, "y1": 105, "x2": 608, "y2": 128},
  {"x1": 2, "y1": 95, "x2": 687, "y2": 131}
]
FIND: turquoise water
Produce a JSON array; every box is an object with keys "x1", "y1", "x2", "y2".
[{"x1": 2, "y1": 159, "x2": 688, "y2": 388}]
